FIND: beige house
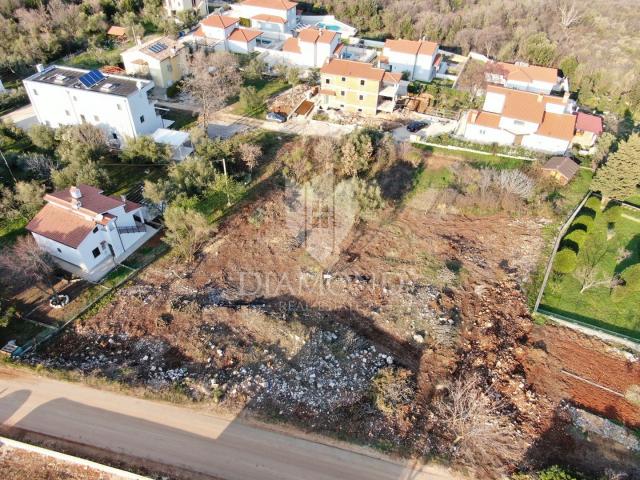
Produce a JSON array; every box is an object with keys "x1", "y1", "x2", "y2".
[{"x1": 121, "y1": 37, "x2": 188, "y2": 89}]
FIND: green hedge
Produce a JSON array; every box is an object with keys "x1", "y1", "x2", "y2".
[
  {"x1": 573, "y1": 214, "x2": 594, "y2": 232},
  {"x1": 584, "y1": 196, "x2": 602, "y2": 212},
  {"x1": 553, "y1": 248, "x2": 578, "y2": 274},
  {"x1": 562, "y1": 229, "x2": 586, "y2": 252}
]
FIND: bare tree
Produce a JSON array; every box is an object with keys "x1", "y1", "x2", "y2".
[
  {"x1": 557, "y1": 0, "x2": 583, "y2": 29},
  {"x1": 433, "y1": 373, "x2": 523, "y2": 473},
  {"x1": 183, "y1": 51, "x2": 242, "y2": 131},
  {"x1": 574, "y1": 240, "x2": 614, "y2": 293},
  {"x1": 22, "y1": 152, "x2": 60, "y2": 180},
  {"x1": 0, "y1": 236, "x2": 61, "y2": 301},
  {"x1": 497, "y1": 169, "x2": 535, "y2": 200},
  {"x1": 238, "y1": 143, "x2": 262, "y2": 172}
]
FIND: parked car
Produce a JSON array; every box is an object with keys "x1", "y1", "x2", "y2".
[
  {"x1": 406, "y1": 121, "x2": 428, "y2": 133},
  {"x1": 266, "y1": 112, "x2": 286, "y2": 123}
]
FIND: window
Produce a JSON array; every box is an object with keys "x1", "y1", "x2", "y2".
[
  {"x1": 479, "y1": 129, "x2": 486, "y2": 135},
  {"x1": 73, "y1": 96, "x2": 77, "y2": 101},
  {"x1": 65, "y1": 110, "x2": 70, "y2": 116},
  {"x1": 57, "y1": 247, "x2": 62, "y2": 253},
  {"x1": 94, "y1": 115, "x2": 99, "y2": 122},
  {"x1": 357, "y1": 108, "x2": 362, "y2": 112},
  {"x1": 359, "y1": 95, "x2": 364, "y2": 100},
  {"x1": 360, "y1": 80, "x2": 365, "y2": 86},
  {"x1": 340, "y1": 91, "x2": 345, "y2": 96},
  {"x1": 513, "y1": 120, "x2": 525, "y2": 126},
  {"x1": 80, "y1": 114, "x2": 86, "y2": 123},
  {"x1": 140, "y1": 115, "x2": 145, "y2": 123},
  {"x1": 117, "y1": 104, "x2": 122, "y2": 111},
  {"x1": 340, "y1": 104, "x2": 344, "y2": 108},
  {"x1": 167, "y1": 65, "x2": 173, "y2": 72},
  {"x1": 341, "y1": 77, "x2": 346, "y2": 82},
  {"x1": 92, "y1": 247, "x2": 100, "y2": 258},
  {"x1": 325, "y1": 78, "x2": 330, "y2": 84},
  {"x1": 33, "y1": 89, "x2": 38, "y2": 95},
  {"x1": 92, "y1": 226, "x2": 99, "y2": 233}
]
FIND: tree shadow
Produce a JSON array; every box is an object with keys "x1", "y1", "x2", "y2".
[{"x1": 614, "y1": 233, "x2": 640, "y2": 275}]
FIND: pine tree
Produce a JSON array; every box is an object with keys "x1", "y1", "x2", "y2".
[{"x1": 591, "y1": 133, "x2": 640, "y2": 201}]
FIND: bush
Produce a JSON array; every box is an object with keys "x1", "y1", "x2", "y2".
[
  {"x1": 562, "y1": 230, "x2": 586, "y2": 253},
  {"x1": 537, "y1": 466, "x2": 578, "y2": 480},
  {"x1": 573, "y1": 214, "x2": 594, "y2": 232},
  {"x1": 584, "y1": 196, "x2": 602, "y2": 212},
  {"x1": 621, "y1": 264, "x2": 640, "y2": 291},
  {"x1": 603, "y1": 203, "x2": 622, "y2": 222},
  {"x1": 166, "y1": 81, "x2": 181, "y2": 98},
  {"x1": 553, "y1": 249, "x2": 577, "y2": 274}
]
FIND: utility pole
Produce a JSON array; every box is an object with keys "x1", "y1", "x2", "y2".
[
  {"x1": 0, "y1": 148, "x2": 16, "y2": 183},
  {"x1": 221, "y1": 157, "x2": 231, "y2": 207}
]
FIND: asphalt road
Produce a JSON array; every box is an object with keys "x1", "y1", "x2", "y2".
[{"x1": 0, "y1": 367, "x2": 455, "y2": 480}]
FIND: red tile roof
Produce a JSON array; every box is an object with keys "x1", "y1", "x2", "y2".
[
  {"x1": 575, "y1": 112, "x2": 603, "y2": 134},
  {"x1": 384, "y1": 39, "x2": 438, "y2": 57},
  {"x1": 201, "y1": 14, "x2": 239, "y2": 28},
  {"x1": 382, "y1": 71, "x2": 402, "y2": 84},
  {"x1": 252, "y1": 13, "x2": 286, "y2": 23},
  {"x1": 45, "y1": 185, "x2": 123, "y2": 216},
  {"x1": 495, "y1": 61, "x2": 559, "y2": 84},
  {"x1": 228, "y1": 28, "x2": 262, "y2": 43},
  {"x1": 282, "y1": 37, "x2": 301, "y2": 53},
  {"x1": 239, "y1": 0, "x2": 297, "y2": 10},
  {"x1": 536, "y1": 112, "x2": 577, "y2": 140},
  {"x1": 486, "y1": 85, "x2": 568, "y2": 124},
  {"x1": 468, "y1": 110, "x2": 501, "y2": 129},
  {"x1": 298, "y1": 28, "x2": 337, "y2": 45},
  {"x1": 27, "y1": 203, "x2": 97, "y2": 249},
  {"x1": 320, "y1": 59, "x2": 385, "y2": 81}
]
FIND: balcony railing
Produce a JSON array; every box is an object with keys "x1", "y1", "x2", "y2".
[{"x1": 117, "y1": 222, "x2": 146, "y2": 235}]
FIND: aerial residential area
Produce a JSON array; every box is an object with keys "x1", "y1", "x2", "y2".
[{"x1": 0, "y1": 0, "x2": 639, "y2": 479}]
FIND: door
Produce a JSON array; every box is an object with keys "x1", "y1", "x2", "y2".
[{"x1": 108, "y1": 243, "x2": 115, "y2": 257}]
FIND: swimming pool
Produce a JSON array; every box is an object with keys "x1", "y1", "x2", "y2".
[{"x1": 316, "y1": 22, "x2": 341, "y2": 31}]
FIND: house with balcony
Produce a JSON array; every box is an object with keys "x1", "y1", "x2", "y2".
[
  {"x1": 229, "y1": 0, "x2": 298, "y2": 37},
  {"x1": 26, "y1": 185, "x2": 156, "y2": 281},
  {"x1": 485, "y1": 61, "x2": 567, "y2": 95},
  {"x1": 23, "y1": 65, "x2": 163, "y2": 147},
  {"x1": 192, "y1": 14, "x2": 263, "y2": 53},
  {"x1": 379, "y1": 38, "x2": 441, "y2": 82},
  {"x1": 121, "y1": 37, "x2": 188, "y2": 89},
  {"x1": 282, "y1": 28, "x2": 341, "y2": 68},
  {"x1": 318, "y1": 58, "x2": 406, "y2": 115},
  {"x1": 463, "y1": 85, "x2": 577, "y2": 154}
]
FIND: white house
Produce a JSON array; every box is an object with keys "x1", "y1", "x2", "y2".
[
  {"x1": 121, "y1": 37, "x2": 188, "y2": 89},
  {"x1": 26, "y1": 185, "x2": 155, "y2": 280},
  {"x1": 193, "y1": 14, "x2": 263, "y2": 53},
  {"x1": 23, "y1": 65, "x2": 163, "y2": 147},
  {"x1": 380, "y1": 39, "x2": 440, "y2": 82},
  {"x1": 229, "y1": 0, "x2": 298, "y2": 36},
  {"x1": 282, "y1": 28, "x2": 340, "y2": 68},
  {"x1": 485, "y1": 61, "x2": 566, "y2": 95},
  {"x1": 164, "y1": 0, "x2": 206, "y2": 17},
  {"x1": 463, "y1": 85, "x2": 577, "y2": 154}
]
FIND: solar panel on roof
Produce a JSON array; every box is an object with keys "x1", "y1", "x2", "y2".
[
  {"x1": 148, "y1": 42, "x2": 168, "y2": 54},
  {"x1": 78, "y1": 69, "x2": 105, "y2": 88}
]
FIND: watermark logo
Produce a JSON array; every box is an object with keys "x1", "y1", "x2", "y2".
[{"x1": 284, "y1": 171, "x2": 358, "y2": 267}]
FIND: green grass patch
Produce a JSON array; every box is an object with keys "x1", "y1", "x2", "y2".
[
  {"x1": 0, "y1": 217, "x2": 28, "y2": 247},
  {"x1": 162, "y1": 109, "x2": 198, "y2": 131},
  {"x1": 231, "y1": 77, "x2": 289, "y2": 117},
  {"x1": 541, "y1": 202, "x2": 640, "y2": 339},
  {"x1": 103, "y1": 163, "x2": 167, "y2": 197},
  {"x1": 411, "y1": 164, "x2": 454, "y2": 194},
  {"x1": 61, "y1": 47, "x2": 125, "y2": 70},
  {"x1": 413, "y1": 143, "x2": 526, "y2": 167}
]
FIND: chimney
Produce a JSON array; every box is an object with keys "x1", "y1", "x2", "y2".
[
  {"x1": 70, "y1": 186, "x2": 82, "y2": 199},
  {"x1": 36, "y1": 64, "x2": 45, "y2": 72},
  {"x1": 563, "y1": 90, "x2": 570, "y2": 102},
  {"x1": 120, "y1": 195, "x2": 127, "y2": 202}
]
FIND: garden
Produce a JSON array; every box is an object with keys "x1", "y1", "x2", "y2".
[{"x1": 541, "y1": 195, "x2": 640, "y2": 339}]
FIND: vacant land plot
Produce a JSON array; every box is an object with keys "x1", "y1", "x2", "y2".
[{"x1": 542, "y1": 200, "x2": 640, "y2": 339}]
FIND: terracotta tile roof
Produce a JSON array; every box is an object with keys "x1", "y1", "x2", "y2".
[
  {"x1": 193, "y1": 27, "x2": 205, "y2": 37},
  {"x1": 239, "y1": 0, "x2": 296, "y2": 10},
  {"x1": 382, "y1": 71, "x2": 402, "y2": 84},
  {"x1": 536, "y1": 112, "x2": 576, "y2": 140},
  {"x1": 495, "y1": 61, "x2": 559, "y2": 84},
  {"x1": 118, "y1": 198, "x2": 143, "y2": 213},
  {"x1": 252, "y1": 13, "x2": 286, "y2": 23},
  {"x1": 26, "y1": 203, "x2": 97, "y2": 249},
  {"x1": 319, "y1": 89, "x2": 336, "y2": 96},
  {"x1": 384, "y1": 39, "x2": 438, "y2": 56},
  {"x1": 45, "y1": 185, "x2": 123, "y2": 216},
  {"x1": 107, "y1": 26, "x2": 127, "y2": 37},
  {"x1": 320, "y1": 59, "x2": 384, "y2": 81},
  {"x1": 487, "y1": 85, "x2": 567, "y2": 124},
  {"x1": 468, "y1": 110, "x2": 501, "y2": 129},
  {"x1": 298, "y1": 28, "x2": 337, "y2": 44},
  {"x1": 318, "y1": 30, "x2": 337, "y2": 44},
  {"x1": 542, "y1": 156, "x2": 580, "y2": 179},
  {"x1": 576, "y1": 112, "x2": 603, "y2": 134},
  {"x1": 202, "y1": 14, "x2": 239, "y2": 28},
  {"x1": 228, "y1": 28, "x2": 262, "y2": 43},
  {"x1": 282, "y1": 37, "x2": 301, "y2": 53}
]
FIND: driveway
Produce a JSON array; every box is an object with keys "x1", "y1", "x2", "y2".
[
  {"x1": 392, "y1": 118, "x2": 458, "y2": 143},
  {"x1": 0, "y1": 367, "x2": 457, "y2": 480}
]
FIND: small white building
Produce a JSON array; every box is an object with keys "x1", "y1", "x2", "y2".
[
  {"x1": 380, "y1": 39, "x2": 440, "y2": 82},
  {"x1": 282, "y1": 28, "x2": 340, "y2": 68},
  {"x1": 463, "y1": 85, "x2": 577, "y2": 154},
  {"x1": 229, "y1": 0, "x2": 298, "y2": 36},
  {"x1": 193, "y1": 14, "x2": 263, "y2": 53},
  {"x1": 23, "y1": 65, "x2": 163, "y2": 147},
  {"x1": 164, "y1": 0, "x2": 206, "y2": 17},
  {"x1": 122, "y1": 37, "x2": 188, "y2": 89},
  {"x1": 26, "y1": 185, "x2": 155, "y2": 280},
  {"x1": 485, "y1": 61, "x2": 566, "y2": 95},
  {"x1": 151, "y1": 128, "x2": 193, "y2": 161}
]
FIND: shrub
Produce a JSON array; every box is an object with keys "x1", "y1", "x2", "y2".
[
  {"x1": 621, "y1": 264, "x2": 640, "y2": 291},
  {"x1": 166, "y1": 81, "x2": 181, "y2": 98},
  {"x1": 573, "y1": 214, "x2": 594, "y2": 232},
  {"x1": 562, "y1": 230, "x2": 586, "y2": 253},
  {"x1": 553, "y1": 249, "x2": 577, "y2": 274},
  {"x1": 603, "y1": 204, "x2": 622, "y2": 222},
  {"x1": 537, "y1": 465, "x2": 578, "y2": 480},
  {"x1": 584, "y1": 196, "x2": 602, "y2": 212}
]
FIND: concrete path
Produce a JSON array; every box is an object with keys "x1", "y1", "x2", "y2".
[
  {"x1": 1, "y1": 104, "x2": 37, "y2": 130},
  {"x1": 0, "y1": 367, "x2": 457, "y2": 480}
]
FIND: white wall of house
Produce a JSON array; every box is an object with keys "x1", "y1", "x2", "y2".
[
  {"x1": 413, "y1": 52, "x2": 436, "y2": 82},
  {"x1": 504, "y1": 79, "x2": 555, "y2": 95},
  {"x1": 121, "y1": 50, "x2": 188, "y2": 89},
  {"x1": 24, "y1": 72, "x2": 163, "y2": 146},
  {"x1": 521, "y1": 134, "x2": 570, "y2": 154},
  {"x1": 498, "y1": 116, "x2": 539, "y2": 135},
  {"x1": 202, "y1": 23, "x2": 237, "y2": 40},
  {"x1": 463, "y1": 123, "x2": 515, "y2": 146},
  {"x1": 228, "y1": 38, "x2": 256, "y2": 54},
  {"x1": 230, "y1": 4, "x2": 296, "y2": 31},
  {"x1": 382, "y1": 49, "x2": 436, "y2": 82},
  {"x1": 251, "y1": 19, "x2": 287, "y2": 34},
  {"x1": 164, "y1": 0, "x2": 206, "y2": 16}
]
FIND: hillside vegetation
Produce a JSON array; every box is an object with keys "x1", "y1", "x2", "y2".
[{"x1": 315, "y1": 0, "x2": 640, "y2": 123}]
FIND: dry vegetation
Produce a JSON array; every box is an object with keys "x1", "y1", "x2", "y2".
[
  {"x1": 22, "y1": 135, "x2": 640, "y2": 478},
  {"x1": 0, "y1": 447, "x2": 110, "y2": 480}
]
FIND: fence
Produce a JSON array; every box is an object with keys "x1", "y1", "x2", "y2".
[{"x1": 410, "y1": 137, "x2": 537, "y2": 161}]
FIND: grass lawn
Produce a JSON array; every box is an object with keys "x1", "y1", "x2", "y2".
[
  {"x1": 61, "y1": 47, "x2": 125, "y2": 70},
  {"x1": 413, "y1": 143, "x2": 527, "y2": 168},
  {"x1": 163, "y1": 109, "x2": 198, "y2": 131},
  {"x1": 0, "y1": 217, "x2": 28, "y2": 247},
  {"x1": 103, "y1": 163, "x2": 167, "y2": 197},
  {"x1": 541, "y1": 201, "x2": 640, "y2": 339},
  {"x1": 231, "y1": 76, "x2": 289, "y2": 117}
]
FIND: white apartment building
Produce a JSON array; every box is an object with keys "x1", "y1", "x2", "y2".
[
  {"x1": 463, "y1": 85, "x2": 577, "y2": 154},
  {"x1": 193, "y1": 14, "x2": 263, "y2": 53},
  {"x1": 380, "y1": 39, "x2": 440, "y2": 82},
  {"x1": 27, "y1": 185, "x2": 153, "y2": 280},
  {"x1": 229, "y1": 0, "x2": 298, "y2": 36},
  {"x1": 485, "y1": 61, "x2": 566, "y2": 95},
  {"x1": 164, "y1": 0, "x2": 206, "y2": 17},
  {"x1": 23, "y1": 65, "x2": 163, "y2": 147},
  {"x1": 282, "y1": 28, "x2": 340, "y2": 68}
]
